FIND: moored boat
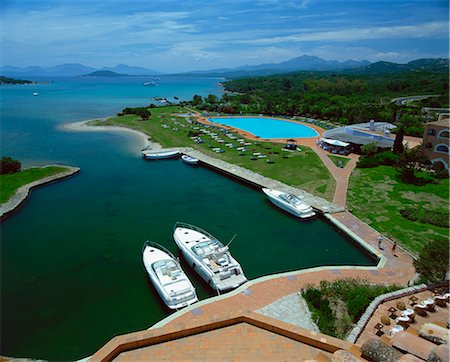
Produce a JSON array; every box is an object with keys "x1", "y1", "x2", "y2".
[
  {"x1": 142, "y1": 241, "x2": 198, "y2": 309},
  {"x1": 142, "y1": 149, "x2": 179, "y2": 160},
  {"x1": 262, "y1": 188, "x2": 316, "y2": 218},
  {"x1": 181, "y1": 154, "x2": 199, "y2": 165},
  {"x1": 173, "y1": 222, "x2": 247, "y2": 293}
]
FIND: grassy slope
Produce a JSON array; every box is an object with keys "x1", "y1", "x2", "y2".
[
  {"x1": 91, "y1": 106, "x2": 336, "y2": 201},
  {"x1": 347, "y1": 166, "x2": 449, "y2": 254},
  {"x1": 0, "y1": 166, "x2": 69, "y2": 204}
]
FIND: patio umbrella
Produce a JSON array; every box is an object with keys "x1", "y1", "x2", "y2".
[{"x1": 322, "y1": 138, "x2": 350, "y2": 147}]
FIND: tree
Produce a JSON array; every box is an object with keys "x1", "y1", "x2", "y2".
[
  {"x1": 192, "y1": 95, "x2": 203, "y2": 106},
  {"x1": 396, "y1": 145, "x2": 428, "y2": 183},
  {"x1": 413, "y1": 238, "x2": 449, "y2": 283},
  {"x1": 393, "y1": 126, "x2": 405, "y2": 154},
  {"x1": 137, "y1": 109, "x2": 150, "y2": 120},
  {"x1": 361, "y1": 142, "x2": 378, "y2": 156},
  {"x1": 0, "y1": 156, "x2": 21, "y2": 174}
]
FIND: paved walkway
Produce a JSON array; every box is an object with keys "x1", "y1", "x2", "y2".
[{"x1": 256, "y1": 292, "x2": 320, "y2": 332}]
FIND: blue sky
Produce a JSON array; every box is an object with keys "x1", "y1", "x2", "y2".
[{"x1": 1, "y1": 0, "x2": 448, "y2": 72}]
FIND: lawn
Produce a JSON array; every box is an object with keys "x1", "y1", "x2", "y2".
[
  {"x1": 327, "y1": 154, "x2": 351, "y2": 168},
  {"x1": 0, "y1": 166, "x2": 70, "y2": 204},
  {"x1": 90, "y1": 106, "x2": 336, "y2": 201},
  {"x1": 347, "y1": 165, "x2": 449, "y2": 255}
]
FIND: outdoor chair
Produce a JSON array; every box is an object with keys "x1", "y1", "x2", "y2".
[
  {"x1": 389, "y1": 325, "x2": 404, "y2": 337},
  {"x1": 414, "y1": 304, "x2": 428, "y2": 317},
  {"x1": 395, "y1": 315, "x2": 411, "y2": 329},
  {"x1": 433, "y1": 295, "x2": 447, "y2": 307}
]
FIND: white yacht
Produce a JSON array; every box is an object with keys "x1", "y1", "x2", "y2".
[
  {"x1": 173, "y1": 222, "x2": 247, "y2": 293},
  {"x1": 142, "y1": 241, "x2": 198, "y2": 309},
  {"x1": 142, "y1": 149, "x2": 179, "y2": 160},
  {"x1": 262, "y1": 188, "x2": 316, "y2": 218}
]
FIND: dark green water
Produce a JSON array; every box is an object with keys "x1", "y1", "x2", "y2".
[{"x1": 0, "y1": 77, "x2": 376, "y2": 360}]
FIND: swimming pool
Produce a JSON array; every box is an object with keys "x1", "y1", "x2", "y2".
[{"x1": 209, "y1": 117, "x2": 319, "y2": 139}]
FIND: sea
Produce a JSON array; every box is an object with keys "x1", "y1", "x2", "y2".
[{"x1": 0, "y1": 76, "x2": 375, "y2": 360}]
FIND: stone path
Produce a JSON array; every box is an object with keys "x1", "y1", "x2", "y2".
[{"x1": 255, "y1": 292, "x2": 320, "y2": 332}]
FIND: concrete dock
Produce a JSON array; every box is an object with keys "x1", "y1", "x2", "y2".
[{"x1": 180, "y1": 147, "x2": 345, "y2": 214}]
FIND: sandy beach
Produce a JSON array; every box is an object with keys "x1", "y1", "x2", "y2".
[{"x1": 62, "y1": 118, "x2": 162, "y2": 150}]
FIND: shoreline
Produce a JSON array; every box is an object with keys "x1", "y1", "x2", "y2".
[
  {"x1": 0, "y1": 165, "x2": 80, "y2": 220},
  {"x1": 62, "y1": 118, "x2": 161, "y2": 150}
]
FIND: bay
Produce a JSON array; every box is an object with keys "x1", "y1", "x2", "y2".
[{"x1": 0, "y1": 76, "x2": 375, "y2": 360}]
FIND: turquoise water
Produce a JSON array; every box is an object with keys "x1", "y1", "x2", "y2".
[
  {"x1": 0, "y1": 77, "x2": 375, "y2": 360},
  {"x1": 209, "y1": 116, "x2": 319, "y2": 139}
]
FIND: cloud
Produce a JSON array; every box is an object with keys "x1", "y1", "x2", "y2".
[{"x1": 238, "y1": 21, "x2": 449, "y2": 44}]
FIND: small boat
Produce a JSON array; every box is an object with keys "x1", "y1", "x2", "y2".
[
  {"x1": 173, "y1": 222, "x2": 247, "y2": 293},
  {"x1": 142, "y1": 241, "x2": 198, "y2": 309},
  {"x1": 181, "y1": 155, "x2": 199, "y2": 165},
  {"x1": 142, "y1": 149, "x2": 179, "y2": 160},
  {"x1": 33, "y1": 92, "x2": 39, "y2": 96},
  {"x1": 262, "y1": 188, "x2": 316, "y2": 218}
]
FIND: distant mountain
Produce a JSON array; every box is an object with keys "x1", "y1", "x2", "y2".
[
  {"x1": 186, "y1": 55, "x2": 372, "y2": 77},
  {"x1": 0, "y1": 63, "x2": 161, "y2": 77},
  {"x1": 101, "y1": 64, "x2": 161, "y2": 75},
  {"x1": 347, "y1": 58, "x2": 449, "y2": 74},
  {"x1": 84, "y1": 70, "x2": 128, "y2": 77}
]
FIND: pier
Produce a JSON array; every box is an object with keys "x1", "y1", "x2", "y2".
[{"x1": 180, "y1": 147, "x2": 345, "y2": 214}]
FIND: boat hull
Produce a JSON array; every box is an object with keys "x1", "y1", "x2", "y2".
[
  {"x1": 262, "y1": 189, "x2": 316, "y2": 219},
  {"x1": 173, "y1": 223, "x2": 247, "y2": 292},
  {"x1": 142, "y1": 150, "x2": 179, "y2": 160},
  {"x1": 181, "y1": 155, "x2": 199, "y2": 165},
  {"x1": 142, "y1": 242, "x2": 198, "y2": 309}
]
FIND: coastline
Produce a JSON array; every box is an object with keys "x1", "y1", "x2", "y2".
[
  {"x1": 62, "y1": 118, "x2": 161, "y2": 149},
  {"x1": 0, "y1": 165, "x2": 80, "y2": 220}
]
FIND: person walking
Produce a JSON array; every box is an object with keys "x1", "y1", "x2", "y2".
[
  {"x1": 392, "y1": 241, "x2": 397, "y2": 256},
  {"x1": 377, "y1": 235, "x2": 384, "y2": 249}
]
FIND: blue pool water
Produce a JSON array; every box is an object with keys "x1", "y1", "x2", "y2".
[{"x1": 209, "y1": 116, "x2": 319, "y2": 139}]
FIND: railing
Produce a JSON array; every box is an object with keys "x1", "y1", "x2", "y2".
[
  {"x1": 142, "y1": 240, "x2": 178, "y2": 261},
  {"x1": 174, "y1": 221, "x2": 218, "y2": 242}
]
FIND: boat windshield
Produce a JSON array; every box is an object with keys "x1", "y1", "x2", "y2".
[
  {"x1": 280, "y1": 193, "x2": 301, "y2": 205},
  {"x1": 152, "y1": 259, "x2": 180, "y2": 278},
  {"x1": 192, "y1": 240, "x2": 224, "y2": 258}
]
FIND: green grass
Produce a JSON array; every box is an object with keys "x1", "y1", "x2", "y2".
[
  {"x1": 303, "y1": 278, "x2": 400, "y2": 338},
  {"x1": 91, "y1": 106, "x2": 336, "y2": 200},
  {"x1": 327, "y1": 155, "x2": 351, "y2": 168},
  {"x1": 0, "y1": 166, "x2": 69, "y2": 204},
  {"x1": 347, "y1": 165, "x2": 449, "y2": 255}
]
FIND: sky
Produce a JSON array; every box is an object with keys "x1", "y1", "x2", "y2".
[{"x1": 0, "y1": 0, "x2": 448, "y2": 73}]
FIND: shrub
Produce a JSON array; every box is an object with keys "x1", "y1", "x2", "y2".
[
  {"x1": 356, "y1": 151, "x2": 400, "y2": 168},
  {"x1": 0, "y1": 156, "x2": 21, "y2": 174},
  {"x1": 399, "y1": 207, "x2": 449, "y2": 227},
  {"x1": 302, "y1": 279, "x2": 401, "y2": 338},
  {"x1": 361, "y1": 142, "x2": 378, "y2": 156},
  {"x1": 414, "y1": 238, "x2": 450, "y2": 283}
]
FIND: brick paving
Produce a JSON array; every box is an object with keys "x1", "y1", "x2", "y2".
[{"x1": 115, "y1": 322, "x2": 332, "y2": 361}]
